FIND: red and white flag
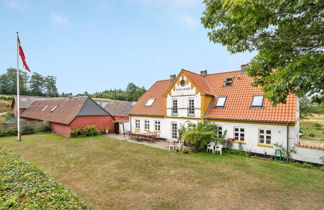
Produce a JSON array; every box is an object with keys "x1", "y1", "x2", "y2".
[{"x1": 17, "y1": 36, "x2": 31, "y2": 72}]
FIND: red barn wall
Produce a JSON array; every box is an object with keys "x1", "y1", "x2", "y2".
[
  {"x1": 51, "y1": 123, "x2": 71, "y2": 137},
  {"x1": 70, "y1": 116, "x2": 114, "y2": 132},
  {"x1": 113, "y1": 116, "x2": 129, "y2": 122}
]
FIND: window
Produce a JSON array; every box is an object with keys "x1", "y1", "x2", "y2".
[
  {"x1": 171, "y1": 123, "x2": 178, "y2": 139},
  {"x1": 216, "y1": 96, "x2": 227, "y2": 107},
  {"x1": 41, "y1": 105, "x2": 48, "y2": 112},
  {"x1": 172, "y1": 99, "x2": 178, "y2": 116},
  {"x1": 234, "y1": 127, "x2": 245, "y2": 141},
  {"x1": 252, "y1": 95, "x2": 264, "y2": 107},
  {"x1": 145, "y1": 98, "x2": 155, "y2": 107},
  {"x1": 144, "y1": 120, "x2": 150, "y2": 130},
  {"x1": 155, "y1": 121, "x2": 161, "y2": 131},
  {"x1": 224, "y1": 77, "x2": 234, "y2": 87},
  {"x1": 50, "y1": 105, "x2": 58, "y2": 112},
  {"x1": 259, "y1": 129, "x2": 271, "y2": 144},
  {"x1": 217, "y1": 126, "x2": 223, "y2": 137},
  {"x1": 135, "y1": 119, "x2": 140, "y2": 129},
  {"x1": 188, "y1": 99, "x2": 194, "y2": 116}
]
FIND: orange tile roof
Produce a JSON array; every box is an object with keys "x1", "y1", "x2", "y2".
[
  {"x1": 129, "y1": 80, "x2": 172, "y2": 116},
  {"x1": 131, "y1": 70, "x2": 297, "y2": 123}
]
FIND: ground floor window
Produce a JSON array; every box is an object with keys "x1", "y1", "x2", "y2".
[
  {"x1": 217, "y1": 126, "x2": 223, "y2": 137},
  {"x1": 144, "y1": 120, "x2": 150, "y2": 130},
  {"x1": 259, "y1": 129, "x2": 271, "y2": 144},
  {"x1": 155, "y1": 121, "x2": 161, "y2": 131},
  {"x1": 234, "y1": 127, "x2": 245, "y2": 141},
  {"x1": 135, "y1": 119, "x2": 140, "y2": 129},
  {"x1": 171, "y1": 123, "x2": 178, "y2": 139}
]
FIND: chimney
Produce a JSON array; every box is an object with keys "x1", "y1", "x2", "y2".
[
  {"x1": 200, "y1": 70, "x2": 208, "y2": 77},
  {"x1": 240, "y1": 64, "x2": 248, "y2": 73},
  {"x1": 169, "y1": 74, "x2": 176, "y2": 82}
]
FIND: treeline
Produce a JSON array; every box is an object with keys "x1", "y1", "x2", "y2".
[
  {"x1": 0, "y1": 68, "x2": 59, "y2": 97},
  {"x1": 91, "y1": 83, "x2": 146, "y2": 101}
]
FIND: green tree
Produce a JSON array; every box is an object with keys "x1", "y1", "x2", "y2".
[
  {"x1": 201, "y1": 0, "x2": 324, "y2": 105},
  {"x1": 44, "y1": 76, "x2": 59, "y2": 97},
  {"x1": 299, "y1": 97, "x2": 316, "y2": 119},
  {"x1": 126, "y1": 83, "x2": 146, "y2": 101},
  {"x1": 29, "y1": 72, "x2": 45, "y2": 96},
  {"x1": 0, "y1": 68, "x2": 29, "y2": 95}
]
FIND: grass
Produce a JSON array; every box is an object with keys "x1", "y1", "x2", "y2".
[
  {"x1": 0, "y1": 99, "x2": 11, "y2": 113},
  {"x1": 1, "y1": 134, "x2": 324, "y2": 209},
  {"x1": 300, "y1": 114, "x2": 324, "y2": 142}
]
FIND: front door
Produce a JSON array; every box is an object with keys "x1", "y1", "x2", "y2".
[{"x1": 114, "y1": 122, "x2": 120, "y2": 134}]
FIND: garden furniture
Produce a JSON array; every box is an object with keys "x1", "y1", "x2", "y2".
[
  {"x1": 206, "y1": 142, "x2": 216, "y2": 153},
  {"x1": 214, "y1": 144, "x2": 223, "y2": 155}
]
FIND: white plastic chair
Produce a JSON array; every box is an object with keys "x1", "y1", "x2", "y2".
[
  {"x1": 175, "y1": 140, "x2": 184, "y2": 151},
  {"x1": 215, "y1": 144, "x2": 223, "y2": 155},
  {"x1": 168, "y1": 141, "x2": 175, "y2": 151},
  {"x1": 206, "y1": 142, "x2": 216, "y2": 153}
]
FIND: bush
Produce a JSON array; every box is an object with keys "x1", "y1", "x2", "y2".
[
  {"x1": 38, "y1": 123, "x2": 51, "y2": 133},
  {"x1": 4, "y1": 112, "x2": 14, "y2": 121},
  {"x1": 22, "y1": 125, "x2": 35, "y2": 135},
  {"x1": 0, "y1": 128, "x2": 18, "y2": 137},
  {"x1": 81, "y1": 125, "x2": 100, "y2": 136},
  {"x1": 314, "y1": 122, "x2": 322, "y2": 130},
  {"x1": 309, "y1": 133, "x2": 315, "y2": 137},
  {"x1": 183, "y1": 130, "x2": 213, "y2": 151},
  {"x1": 0, "y1": 147, "x2": 90, "y2": 209},
  {"x1": 71, "y1": 128, "x2": 82, "y2": 137}
]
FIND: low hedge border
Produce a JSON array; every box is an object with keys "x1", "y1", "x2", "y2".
[{"x1": 0, "y1": 147, "x2": 90, "y2": 209}]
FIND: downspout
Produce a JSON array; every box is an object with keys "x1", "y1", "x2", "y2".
[{"x1": 286, "y1": 124, "x2": 289, "y2": 161}]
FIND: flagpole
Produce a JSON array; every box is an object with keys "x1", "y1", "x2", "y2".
[{"x1": 16, "y1": 32, "x2": 21, "y2": 141}]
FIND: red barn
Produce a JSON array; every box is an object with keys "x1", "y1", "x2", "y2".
[{"x1": 21, "y1": 97, "x2": 114, "y2": 137}]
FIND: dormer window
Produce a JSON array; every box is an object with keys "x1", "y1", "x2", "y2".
[
  {"x1": 224, "y1": 77, "x2": 234, "y2": 87},
  {"x1": 51, "y1": 105, "x2": 58, "y2": 112},
  {"x1": 41, "y1": 105, "x2": 48, "y2": 112},
  {"x1": 252, "y1": 95, "x2": 264, "y2": 107},
  {"x1": 145, "y1": 98, "x2": 155, "y2": 107},
  {"x1": 216, "y1": 96, "x2": 227, "y2": 107}
]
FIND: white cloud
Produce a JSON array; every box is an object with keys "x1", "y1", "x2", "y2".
[
  {"x1": 5, "y1": 0, "x2": 27, "y2": 9},
  {"x1": 51, "y1": 12, "x2": 71, "y2": 26}
]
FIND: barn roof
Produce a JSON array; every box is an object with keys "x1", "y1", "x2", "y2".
[
  {"x1": 21, "y1": 97, "x2": 111, "y2": 124},
  {"x1": 12, "y1": 95, "x2": 60, "y2": 108},
  {"x1": 100, "y1": 101, "x2": 135, "y2": 117}
]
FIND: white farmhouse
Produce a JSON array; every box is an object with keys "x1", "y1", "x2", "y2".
[{"x1": 129, "y1": 66, "x2": 300, "y2": 156}]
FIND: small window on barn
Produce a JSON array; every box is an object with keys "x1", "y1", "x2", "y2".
[
  {"x1": 252, "y1": 95, "x2": 264, "y2": 107},
  {"x1": 216, "y1": 96, "x2": 227, "y2": 107},
  {"x1": 41, "y1": 105, "x2": 48, "y2": 112},
  {"x1": 224, "y1": 77, "x2": 234, "y2": 87},
  {"x1": 145, "y1": 98, "x2": 155, "y2": 107},
  {"x1": 50, "y1": 105, "x2": 58, "y2": 112}
]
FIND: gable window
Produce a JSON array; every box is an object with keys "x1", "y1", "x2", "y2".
[
  {"x1": 155, "y1": 121, "x2": 161, "y2": 131},
  {"x1": 217, "y1": 126, "x2": 223, "y2": 138},
  {"x1": 216, "y1": 96, "x2": 227, "y2": 107},
  {"x1": 145, "y1": 98, "x2": 155, "y2": 107},
  {"x1": 259, "y1": 129, "x2": 271, "y2": 144},
  {"x1": 144, "y1": 120, "x2": 150, "y2": 130},
  {"x1": 41, "y1": 105, "x2": 48, "y2": 112},
  {"x1": 188, "y1": 99, "x2": 195, "y2": 116},
  {"x1": 172, "y1": 99, "x2": 178, "y2": 116},
  {"x1": 252, "y1": 95, "x2": 264, "y2": 107},
  {"x1": 135, "y1": 119, "x2": 140, "y2": 129},
  {"x1": 50, "y1": 105, "x2": 58, "y2": 112},
  {"x1": 171, "y1": 122, "x2": 178, "y2": 139},
  {"x1": 234, "y1": 127, "x2": 245, "y2": 141},
  {"x1": 224, "y1": 77, "x2": 234, "y2": 87}
]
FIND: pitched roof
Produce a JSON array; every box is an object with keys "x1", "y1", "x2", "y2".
[
  {"x1": 12, "y1": 95, "x2": 59, "y2": 108},
  {"x1": 129, "y1": 80, "x2": 172, "y2": 116},
  {"x1": 100, "y1": 101, "x2": 136, "y2": 117},
  {"x1": 205, "y1": 71, "x2": 297, "y2": 123},
  {"x1": 21, "y1": 97, "x2": 110, "y2": 124},
  {"x1": 130, "y1": 69, "x2": 297, "y2": 123}
]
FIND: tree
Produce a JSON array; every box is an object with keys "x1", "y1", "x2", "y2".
[
  {"x1": 299, "y1": 97, "x2": 316, "y2": 119},
  {"x1": 44, "y1": 76, "x2": 59, "y2": 97},
  {"x1": 0, "y1": 68, "x2": 29, "y2": 95},
  {"x1": 29, "y1": 72, "x2": 45, "y2": 96},
  {"x1": 125, "y1": 83, "x2": 146, "y2": 101},
  {"x1": 201, "y1": 0, "x2": 324, "y2": 105}
]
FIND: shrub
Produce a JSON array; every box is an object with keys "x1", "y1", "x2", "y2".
[
  {"x1": 4, "y1": 112, "x2": 14, "y2": 121},
  {"x1": 38, "y1": 123, "x2": 51, "y2": 133},
  {"x1": 22, "y1": 124, "x2": 35, "y2": 135},
  {"x1": 81, "y1": 125, "x2": 99, "y2": 136},
  {"x1": 314, "y1": 122, "x2": 322, "y2": 130},
  {"x1": 309, "y1": 133, "x2": 315, "y2": 137},
  {"x1": 71, "y1": 128, "x2": 82, "y2": 137},
  {"x1": 0, "y1": 147, "x2": 90, "y2": 209},
  {"x1": 183, "y1": 130, "x2": 213, "y2": 151}
]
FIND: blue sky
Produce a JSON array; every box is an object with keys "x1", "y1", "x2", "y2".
[{"x1": 0, "y1": 0, "x2": 256, "y2": 94}]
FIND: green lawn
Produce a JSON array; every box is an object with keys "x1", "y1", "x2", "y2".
[{"x1": 1, "y1": 134, "x2": 324, "y2": 209}]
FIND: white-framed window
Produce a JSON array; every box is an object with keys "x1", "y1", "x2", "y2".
[
  {"x1": 50, "y1": 105, "x2": 58, "y2": 112},
  {"x1": 234, "y1": 127, "x2": 245, "y2": 141},
  {"x1": 172, "y1": 99, "x2": 178, "y2": 116},
  {"x1": 252, "y1": 95, "x2": 264, "y2": 107},
  {"x1": 217, "y1": 126, "x2": 223, "y2": 137},
  {"x1": 224, "y1": 77, "x2": 234, "y2": 87},
  {"x1": 188, "y1": 98, "x2": 195, "y2": 116},
  {"x1": 41, "y1": 105, "x2": 48, "y2": 112},
  {"x1": 144, "y1": 120, "x2": 150, "y2": 130},
  {"x1": 171, "y1": 122, "x2": 178, "y2": 139},
  {"x1": 155, "y1": 121, "x2": 161, "y2": 131},
  {"x1": 135, "y1": 119, "x2": 140, "y2": 129},
  {"x1": 216, "y1": 96, "x2": 227, "y2": 107},
  {"x1": 259, "y1": 129, "x2": 271, "y2": 144},
  {"x1": 145, "y1": 98, "x2": 155, "y2": 107}
]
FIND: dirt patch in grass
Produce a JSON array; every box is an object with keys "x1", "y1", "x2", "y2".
[{"x1": 0, "y1": 134, "x2": 323, "y2": 209}]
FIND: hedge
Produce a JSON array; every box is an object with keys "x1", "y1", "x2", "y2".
[{"x1": 0, "y1": 147, "x2": 90, "y2": 209}]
